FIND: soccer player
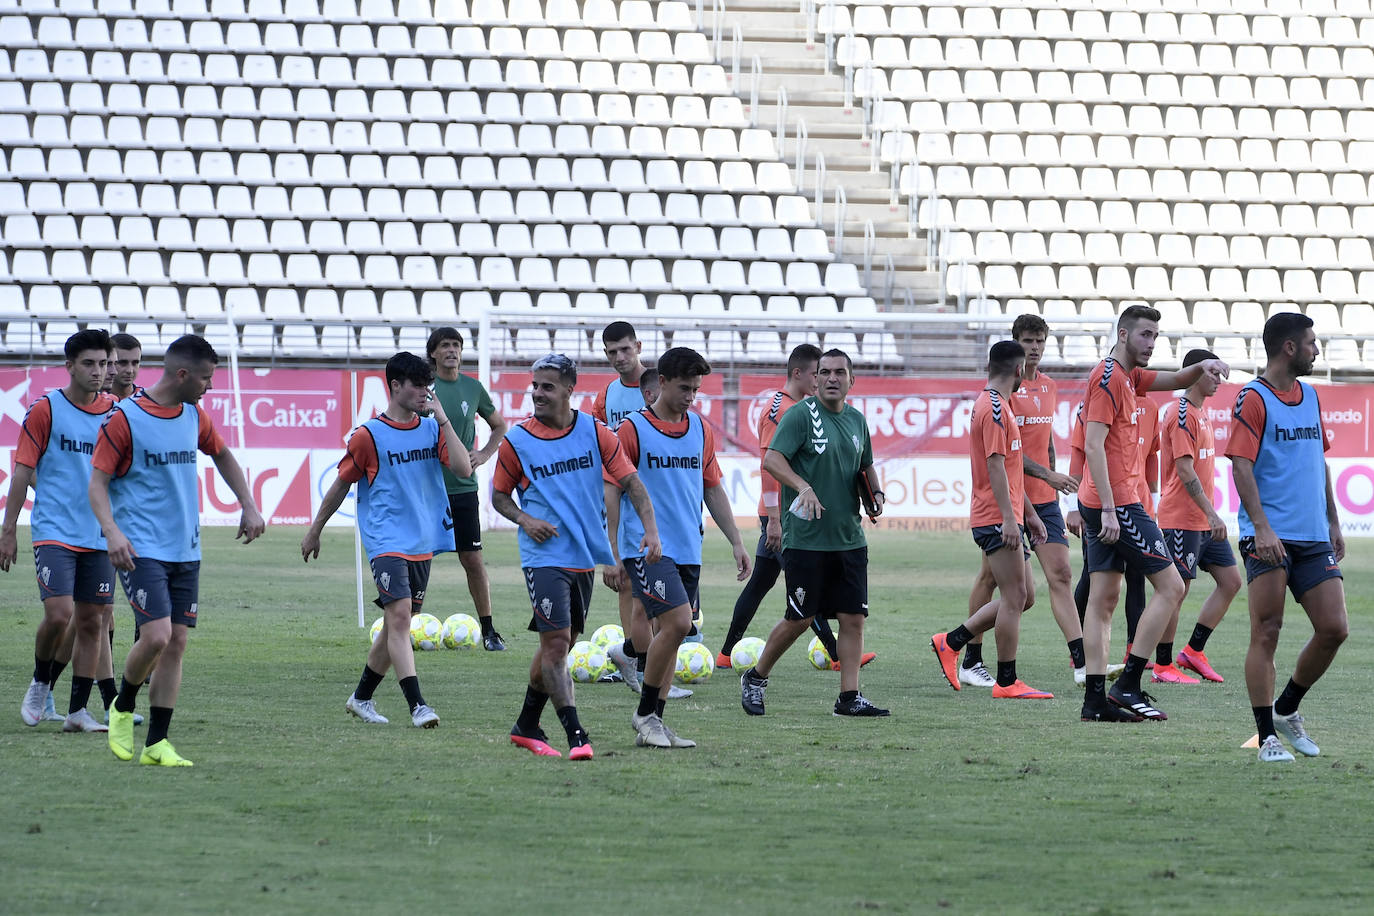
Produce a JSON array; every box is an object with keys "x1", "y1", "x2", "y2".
[
  {"x1": 302, "y1": 351, "x2": 471, "y2": 729},
  {"x1": 960, "y1": 316, "x2": 1085, "y2": 687},
  {"x1": 109, "y1": 332, "x2": 142, "y2": 400},
  {"x1": 91, "y1": 334, "x2": 265, "y2": 766},
  {"x1": 1, "y1": 330, "x2": 116, "y2": 731},
  {"x1": 607, "y1": 348, "x2": 751, "y2": 748},
  {"x1": 718, "y1": 344, "x2": 860, "y2": 672},
  {"x1": 1077, "y1": 305, "x2": 1227, "y2": 722},
  {"x1": 931, "y1": 341, "x2": 1053, "y2": 699},
  {"x1": 739, "y1": 349, "x2": 889, "y2": 718},
  {"x1": 1156, "y1": 349, "x2": 1239, "y2": 685},
  {"x1": 492, "y1": 354, "x2": 660, "y2": 759},
  {"x1": 426, "y1": 327, "x2": 510, "y2": 651},
  {"x1": 1228, "y1": 313, "x2": 1346, "y2": 763}
]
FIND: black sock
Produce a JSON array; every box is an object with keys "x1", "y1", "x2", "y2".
[
  {"x1": 1067, "y1": 638, "x2": 1086, "y2": 669},
  {"x1": 962, "y1": 642, "x2": 984, "y2": 669},
  {"x1": 1253, "y1": 704, "x2": 1276, "y2": 739},
  {"x1": 97, "y1": 677, "x2": 118, "y2": 708},
  {"x1": 1155, "y1": 642, "x2": 1173, "y2": 667},
  {"x1": 1073, "y1": 561, "x2": 1090, "y2": 625},
  {"x1": 555, "y1": 705, "x2": 585, "y2": 746},
  {"x1": 354, "y1": 665, "x2": 385, "y2": 702},
  {"x1": 1084, "y1": 674, "x2": 1107, "y2": 700},
  {"x1": 655, "y1": 697, "x2": 666, "y2": 718},
  {"x1": 996, "y1": 660, "x2": 1017, "y2": 688},
  {"x1": 33, "y1": 655, "x2": 50, "y2": 684},
  {"x1": 622, "y1": 637, "x2": 636, "y2": 657},
  {"x1": 839, "y1": 689, "x2": 857, "y2": 702},
  {"x1": 945, "y1": 625, "x2": 974, "y2": 652},
  {"x1": 516, "y1": 686, "x2": 549, "y2": 733},
  {"x1": 1273, "y1": 679, "x2": 1310, "y2": 717},
  {"x1": 69, "y1": 676, "x2": 95, "y2": 715},
  {"x1": 398, "y1": 675, "x2": 424, "y2": 713},
  {"x1": 1124, "y1": 571, "x2": 1145, "y2": 644},
  {"x1": 811, "y1": 616, "x2": 839, "y2": 662},
  {"x1": 145, "y1": 706, "x2": 173, "y2": 745},
  {"x1": 744, "y1": 666, "x2": 765, "y2": 682},
  {"x1": 108, "y1": 628, "x2": 115, "y2": 652},
  {"x1": 114, "y1": 676, "x2": 141, "y2": 713},
  {"x1": 1187, "y1": 624, "x2": 1213, "y2": 653},
  {"x1": 1119, "y1": 653, "x2": 1148, "y2": 691},
  {"x1": 634, "y1": 652, "x2": 647, "y2": 674},
  {"x1": 637, "y1": 683, "x2": 661, "y2": 718},
  {"x1": 479, "y1": 615, "x2": 494, "y2": 637},
  {"x1": 47, "y1": 659, "x2": 67, "y2": 689}
]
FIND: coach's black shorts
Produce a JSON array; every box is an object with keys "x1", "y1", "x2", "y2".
[
  {"x1": 525, "y1": 566, "x2": 595, "y2": 635},
  {"x1": 1078, "y1": 502, "x2": 1173, "y2": 576},
  {"x1": 448, "y1": 491, "x2": 482, "y2": 553},
  {"x1": 753, "y1": 514, "x2": 784, "y2": 564},
  {"x1": 370, "y1": 555, "x2": 431, "y2": 611},
  {"x1": 972, "y1": 523, "x2": 1030, "y2": 560},
  {"x1": 1032, "y1": 500, "x2": 1070, "y2": 548},
  {"x1": 1165, "y1": 528, "x2": 1237, "y2": 581},
  {"x1": 623, "y1": 556, "x2": 700, "y2": 619},
  {"x1": 781, "y1": 547, "x2": 868, "y2": 620},
  {"x1": 1238, "y1": 537, "x2": 1342, "y2": 600}
]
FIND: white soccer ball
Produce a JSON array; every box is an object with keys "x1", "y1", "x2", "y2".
[
  {"x1": 806, "y1": 635, "x2": 833, "y2": 670},
  {"x1": 567, "y1": 640, "x2": 609, "y2": 683},
  {"x1": 442, "y1": 613, "x2": 481, "y2": 649},
  {"x1": 369, "y1": 617, "x2": 384, "y2": 643},
  {"x1": 676, "y1": 643, "x2": 714, "y2": 683},
  {"x1": 730, "y1": 637, "x2": 766, "y2": 670},
  {"x1": 590, "y1": 623, "x2": 625, "y2": 650},
  {"x1": 410, "y1": 613, "x2": 443, "y2": 651}
]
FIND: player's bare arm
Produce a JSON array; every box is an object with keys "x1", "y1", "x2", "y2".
[
  {"x1": 428, "y1": 395, "x2": 473, "y2": 479},
  {"x1": 985, "y1": 452, "x2": 1021, "y2": 550},
  {"x1": 862, "y1": 464, "x2": 886, "y2": 519},
  {"x1": 1174, "y1": 453, "x2": 1227, "y2": 541},
  {"x1": 0, "y1": 461, "x2": 35, "y2": 571},
  {"x1": 617, "y1": 472, "x2": 661, "y2": 564},
  {"x1": 1023, "y1": 455, "x2": 1078, "y2": 494},
  {"x1": 301, "y1": 473, "x2": 353, "y2": 562},
  {"x1": 211, "y1": 448, "x2": 266, "y2": 544},
  {"x1": 704, "y1": 484, "x2": 752, "y2": 582},
  {"x1": 1083, "y1": 421, "x2": 1119, "y2": 544},
  {"x1": 601, "y1": 479, "x2": 625, "y2": 591},
  {"x1": 490, "y1": 489, "x2": 558, "y2": 542},
  {"x1": 471, "y1": 410, "x2": 509, "y2": 468},
  {"x1": 1326, "y1": 464, "x2": 1345, "y2": 562},
  {"x1": 762, "y1": 449, "x2": 822, "y2": 519},
  {"x1": 1024, "y1": 492, "x2": 1047, "y2": 545},
  {"x1": 88, "y1": 468, "x2": 136, "y2": 571},
  {"x1": 1150, "y1": 358, "x2": 1230, "y2": 392},
  {"x1": 1231, "y1": 456, "x2": 1284, "y2": 565}
]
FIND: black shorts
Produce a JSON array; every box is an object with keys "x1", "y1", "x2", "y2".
[
  {"x1": 525, "y1": 567, "x2": 595, "y2": 635},
  {"x1": 623, "y1": 556, "x2": 700, "y2": 619},
  {"x1": 1238, "y1": 538, "x2": 1342, "y2": 601},
  {"x1": 971, "y1": 524, "x2": 1030, "y2": 560},
  {"x1": 753, "y1": 515, "x2": 783, "y2": 564},
  {"x1": 1032, "y1": 500, "x2": 1070, "y2": 548},
  {"x1": 448, "y1": 491, "x2": 482, "y2": 553},
  {"x1": 119, "y1": 557, "x2": 200, "y2": 628},
  {"x1": 781, "y1": 547, "x2": 868, "y2": 620},
  {"x1": 1078, "y1": 502, "x2": 1173, "y2": 576},
  {"x1": 33, "y1": 544, "x2": 114, "y2": 604},
  {"x1": 1165, "y1": 529, "x2": 1237, "y2": 581},
  {"x1": 369, "y1": 555, "x2": 431, "y2": 610}
]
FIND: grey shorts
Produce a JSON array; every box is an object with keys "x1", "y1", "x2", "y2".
[
  {"x1": 369, "y1": 555, "x2": 432, "y2": 610},
  {"x1": 525, "y1": 566, "x2": 595, "y2": 635},
  {"x1": 1165, "y1": 528, "x2": 1237, "y2": 581},
  {"x1": 623, "y1": 556, "x2": 700, "y2": 619},
  {"x1": 119, "y1": 557, "x2": 200, "y2": 628},
  {"x1": 34, "y1": 544, "x2": 114, "y2": 604}
]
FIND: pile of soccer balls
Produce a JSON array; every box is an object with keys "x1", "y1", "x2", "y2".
[{"x1": 368, "y1": 613, "x2": 482, "y2": 651}]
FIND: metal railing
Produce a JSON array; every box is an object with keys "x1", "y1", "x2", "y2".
[
  {"x1": 775, "y1": 83, "x2": 788, "y2": 156},
  {"x1": 803, "y1": 0, "x2": 816, "y2": 46},
  {"x1": 813, "y1": 151, "x2": 826, "y2": 229},
  {"x1": 749, "y1": 54, "x2": 761, "y2": 127},
  {"x1": 711, "y1": 0, "x2": 724, "y2": 58},
  {"x1": 730, "y1": 22, "x2": 742, "y2": 87},
  {"x1": 834, "y1": 185, "x2": 848, "y2": 256},
  {"x1": 794, "y1": 116, "x2": 808, "y2": 179},
  {"x1": 842, "y1": 23, "x2": 855, "y2": 111},
  {"x1": 861, "y1": 218, "x2": 875, "y2": 289},
  {"x1": 884, "y1": 254, "x2": 896, "y2": 310}
]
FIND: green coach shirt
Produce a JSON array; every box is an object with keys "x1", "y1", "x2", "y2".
[
  {"x1": 768, "y1": 395, "x2": 874, "y2": 552},
  {"x1": 432, "y1": 373, "x2": 497, "y2": 495}
]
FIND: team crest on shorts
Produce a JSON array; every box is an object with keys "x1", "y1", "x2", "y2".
[
  {"x1": 135, "y1": 588, "x2": 147, "y2": 609},
  {"x1": 1153, "y1": 540, "x2": 1167, "y2": 558},
  {"x1": 540, "y1": 597, "x2": 552, "y2": 616},
  {"x1": 38, "y1": 566, "x2": 51, "y2": 586},
  {"x1": 1186, "y1": 552, "x2": 1197, "y2": 569},
  {"x1": 653, "y1": 579, "x2": 666, "y2": 600},
  {"x1": 378, "y1": 571, "x2": 391, "y2": 591},
  {"x1": 793, "y1": 586, "x2": 806, "y2": 605}
]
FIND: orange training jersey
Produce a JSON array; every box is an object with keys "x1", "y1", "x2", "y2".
[
  {"x1": 1135, "y1": 394, "x2": 1160, "y2": 511},
  {"x1": 1013, "y1": 371, "x2": 1057, "y2": 505},
  {"x1": 969, "y1": 388, "x2": 1025, "y2": 528},
  {"x1": 1157, "y1": 396, "x2": 1218, "y2": 531},
  {"x1": 1077, "y1": 358, "x2": 1157, "y2": 510},
  {"x1": 1068, "y1": 400, "x2": 1086, "y2": 479},
  {"x1": 755, "y1": 389, "x2": 798, "y2": 516}
]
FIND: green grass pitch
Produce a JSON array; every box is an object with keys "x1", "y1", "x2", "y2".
[{"x1": 2, "y1": 527, "x2": 1372, "y2": 914}]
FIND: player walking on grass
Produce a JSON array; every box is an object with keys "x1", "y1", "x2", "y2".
[
  {"x1": 492, "y1": 354, "x2": 660, "y2": 759},
  {"x1": 1156, "y1": 349, "x2": 1240, "y2": 685},
  {"x1": 931, "y1": 341, "x2": 1053, "y2": 700},
  {"x1": 1077, "y1": 305, "x2": 1228, "y2": 723},
  {"x1": 739, "y1": 350, "x2": 889, "y2": 718},
  {"x1": 1228, "y1": 313, "x2": 1347, "y2": 763},
  {"x1": 426, "y1": 327, "x2": 510, "y2": 651},
  {"x1": 2, "y1": 330, "x2": 116, "y2": 731},
  {"x1": 605, "y1": 348, "x2": 750, "y2": 748},
  {"x1": 91, "y1": 334, "x2": 265, "y2": 766},
  {"x1": 302, "y1": 352, "x2": 471, "y2": 729},
  {"x1": 717, "y1": 344, "x2": 866, "y2": 673},
  {"x1": 960, "y1": 316, "x2": 1086, "y2": 688}
]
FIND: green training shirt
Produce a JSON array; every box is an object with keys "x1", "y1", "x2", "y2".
[
  {"x1": 432, "y1": 373, "x2": 497, "y2": 494},
  {"x1": 767, "y1": 395, "x2": 873, "y2": 551}
]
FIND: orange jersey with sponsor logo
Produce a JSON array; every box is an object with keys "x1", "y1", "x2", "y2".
[
  {"x1": 1157, "y1": 397, "x2": 1218, "y2": 531},
  {"x1": 1012, "y1": 371, "x2": 1057, "y2": 505},
  {"x1": 1077, "y1": 358, "x2": 1157, "y2": 510},
  {"x1": 969, "y1": 388, "x2": 1024, "y2": 528}
]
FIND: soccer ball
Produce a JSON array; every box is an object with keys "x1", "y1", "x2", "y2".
[
  {"x1": 590, "y1": 623, "x2": 624, "y2": 650},
  {"x1": 730, "y1": 637, "x2": 766, "y2": 670},
  {"x1": 806, "y1": 636, "x2": 833, "y2": 670},
  {"x1": 676, "y1": 643, "x2": 714, "y2": 683},
  {"x1": 567, "y1": 640, "x2": 609, "y2": 683},
  {"x1": 442, "y1": 613, "x2": 481, "y2": 649},
  {"x1": 410, "y1": 613, "x2": 443, "y2": 651},
  {"x1": 369, "y1": 617, "x2": 384, "y2": 643}
]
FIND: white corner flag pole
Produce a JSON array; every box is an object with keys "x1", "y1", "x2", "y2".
[{"x1": 351, "y1": 369, "x2": 365, "y2": 628}]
